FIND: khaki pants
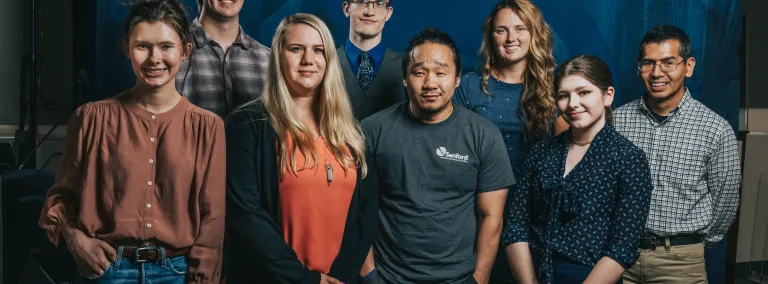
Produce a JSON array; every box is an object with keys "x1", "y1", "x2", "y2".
[{"x1": 623, "y1": 242, "x2": 708, "y2": 283}]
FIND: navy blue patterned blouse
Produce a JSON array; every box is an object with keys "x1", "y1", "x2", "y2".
[{"x1": 503, "y1": 124, "x2": 653, "y2": 283}]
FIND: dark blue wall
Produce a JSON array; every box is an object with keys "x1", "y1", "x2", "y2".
[
  {"x1": 85, "y1": 0, "x2": 741, "y2": 130},
  {"x1": 73, "y1": 2, "x2": 741, "y2": 283}
]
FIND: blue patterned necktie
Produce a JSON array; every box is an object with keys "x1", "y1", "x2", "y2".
[{"x1": 356, "y1": 51, "x2": 374, "y2": 95}]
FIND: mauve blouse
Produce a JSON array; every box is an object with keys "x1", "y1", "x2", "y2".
[{"x1": 38, "y1": 94, "x2": 226, "y2": 283}]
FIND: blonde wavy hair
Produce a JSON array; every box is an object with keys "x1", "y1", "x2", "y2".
[
  {"x1": 261, "y1": 13, "x2": 366, "y2": 179},
  {"x1": 479, "y1": 0, "x2": 556, "y2": 141}
]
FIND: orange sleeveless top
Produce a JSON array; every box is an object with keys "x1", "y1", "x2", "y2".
[{"x1": 279, "y1": 136, "x2": 357, "y2": 273}]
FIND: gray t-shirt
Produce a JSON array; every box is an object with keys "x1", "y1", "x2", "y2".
[{"x1": 362, "y1": 102, "x2": 516, "y2": 283}]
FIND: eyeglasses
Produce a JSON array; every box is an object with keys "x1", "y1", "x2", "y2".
[
  {"x1": 637, "y1": 58, "x2": 685, "y2": 73},
  {"x1": 348, "y1": 0, "x2": 390, "y2": 9}
]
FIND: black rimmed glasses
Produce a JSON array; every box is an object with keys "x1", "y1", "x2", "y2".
[
  {"x1": 349, "y1": 0, "x2": 390, "y2": 9},
  {"x1": 637, "y1": 58, "x2": 686, "y2": 73}
]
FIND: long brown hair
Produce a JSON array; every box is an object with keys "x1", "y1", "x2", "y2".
[
  {"x1": 554, "y1": 55, "x2": 614, "y2": 124},
  {"x1": 479, "y1": 0, "x2": 556, "y2": 141}
]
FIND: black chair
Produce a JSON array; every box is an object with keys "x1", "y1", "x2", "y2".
[{"x1": 2, "y1": 170, "x2": 76, "y2": 284}]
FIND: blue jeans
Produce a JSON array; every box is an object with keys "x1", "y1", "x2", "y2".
[
  {"x1": 552, "y1": 253, "x2": 591, "y2": 283},
  {"x1": 551, "y1": 253, "x2": 624, "y2": 284},
  {"x1": 705, "y1": 238, "x2": 726, "y2": 284},
  {"x1": 74, "y1": 246, "x2": 187, "y2": 284}
]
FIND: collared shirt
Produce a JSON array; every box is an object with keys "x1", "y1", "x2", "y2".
[
  {"x1": 38, "y1": 95, "x2": 226, "y2": 283},
  {"x1": 614, "y1": 89, "x2": 741, "y2": 244},
  {"x1": 503, "y1": 124, "x2": 653, "y2": 283},
  {"x1": 176, "y1": 18, "x2": 270, "y2": 118},
  {"x1": 344, "y1": 40, "x2": 387, "y2": 77}
]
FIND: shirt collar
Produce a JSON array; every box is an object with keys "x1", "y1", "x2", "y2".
[
  {"x1": 639, "y1": 87, "x2": 692, "y2": 119},
  {"x1": 190, "y1": 18, "x2": 251, "y2": 50},
  {"x1": 560, "y1": 122, "x2": 614, "y2": 146},
  {"x1": 344, "y1": 39, "x2": 387, "y2": 63}
]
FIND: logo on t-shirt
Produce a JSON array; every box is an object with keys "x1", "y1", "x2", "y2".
[{"x1": 435, "y1": 147, "x2": 469, "y2": 162}]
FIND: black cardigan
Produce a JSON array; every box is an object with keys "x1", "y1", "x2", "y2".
[{"x1": 223, "y1": 102, "x2": 378, "y2": 284}]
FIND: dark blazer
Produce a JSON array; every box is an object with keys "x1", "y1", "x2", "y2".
[
  {"x1": 337, "y1": 46, "x2": 408, "y2": 120},
  {"x1": 224, "y1": 102, "x2": 379, "y2": 284}
]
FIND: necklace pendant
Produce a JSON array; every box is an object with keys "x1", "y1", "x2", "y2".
[{"x1": 326, "y1": 164, "x2": 334, "y2": 186}]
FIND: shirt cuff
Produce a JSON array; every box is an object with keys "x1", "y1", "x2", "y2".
[
  {"x1": 601, "y1": 244, "x2": 639, "y2": 269},
  {"x1": 704, "y1": 233, "x2": 724, "y2": 245},
  {"x1": 502, "y1": 225, "x2": 529, "y2": 247}
]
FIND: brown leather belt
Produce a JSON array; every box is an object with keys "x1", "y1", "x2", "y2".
[{"x1": 112, "y1": 240, "x2": 190, "y2": 263}]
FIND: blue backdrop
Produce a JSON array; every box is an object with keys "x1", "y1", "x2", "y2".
[
  {"x1": 82, "y1": 1, "x2": 741, "y2": 283},
  {"x1": 89, "y1": 0, "x2": 741, "y2": 132}
]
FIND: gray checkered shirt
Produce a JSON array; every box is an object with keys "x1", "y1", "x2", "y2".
[
  {"x1": 176, "y1": 18, "x2": 270, "y2": 117},
  {"x1": 614, "y1": 89, "x2": 741, "y2": 244}
]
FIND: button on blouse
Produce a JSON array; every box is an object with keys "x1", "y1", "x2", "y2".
[{"x1": 38, "y1": 95, "x2": 226, "y2": 283}]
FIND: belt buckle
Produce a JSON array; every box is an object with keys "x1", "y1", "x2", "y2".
[
  {"x1": 640, "y1": 236, "x2": 657, "y2": 250},
  {"x1": 134, "y1": 247, "x2": 155, "y2": 263}
]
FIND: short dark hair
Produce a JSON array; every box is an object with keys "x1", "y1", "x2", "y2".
[
  {"x1": 554, "y1": 55, "x2": 614, "y2": 124},
  {"x1": 637, "y1": 25, "x2": 692, "y2": 61},
  {"x1": 401, "y1": 27, "x2": 461, "y2": 78},
  {"x1": 122, "y1": 0, "x2": 191, "y2": 54}
]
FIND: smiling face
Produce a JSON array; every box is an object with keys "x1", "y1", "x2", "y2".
[
  {"x1": 555, "y1": 74, "x2": 614, "y2": 130},
  {"x1": 404, "y1": 42, "x2": 461, "y2": 121},
  {"x1": 343, "y1": 0, "x2": 393, "y2": 40},
  {"x1": 638, "y1": 39, "x2": 695, "y2": 104},
  {"x1": 202, "y1": 0, "x2": 243, "y2": 19},
  {"x1": 492, "y1": 8, "x2": 531, "y2": 65},
  {"x1": 125, "y1": 21, "x2": 187, "y2": 90},
  {"x1": 280, "y1": 23, "x2": 327, "y2": 98}
]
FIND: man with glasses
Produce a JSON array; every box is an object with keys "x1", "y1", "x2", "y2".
[
  {"x1": 339, "y1": 0, "x2": 407, "y2": 120},
  {"x1": 615, "y1": 25, "x2": 740, "y2": 283},
  {"x1": 176, "y1": 0, "x2": 270, "y2": 117}
]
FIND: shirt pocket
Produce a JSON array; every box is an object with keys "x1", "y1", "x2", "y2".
[{"x1": 664, "y1": 145, "x2": 707, "y2": 188}]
